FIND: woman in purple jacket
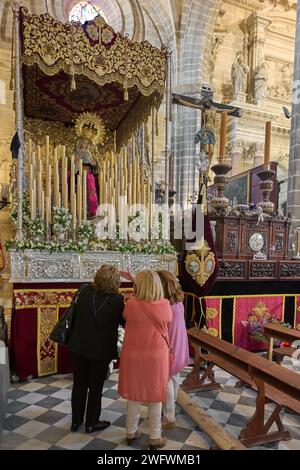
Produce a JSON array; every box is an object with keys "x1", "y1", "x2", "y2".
[{"x1": 157, "y1": 271, "x2": 189, "y2": 429}]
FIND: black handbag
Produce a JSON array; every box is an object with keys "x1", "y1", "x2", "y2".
[{"x1": 49, "y1": 284, "x2": 87, "y2": 346}]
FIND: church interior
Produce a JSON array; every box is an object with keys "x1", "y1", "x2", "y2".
[{"x1": 0, "y1": 0, "x2": 300, "y2": 452}]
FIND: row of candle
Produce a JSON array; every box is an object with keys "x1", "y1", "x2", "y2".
[
  {"x1": 27, "y1": 138, "x2": 87, "y2": 228},
  {"x1": 27, "y1": 135, "x2": 153, "y2": 230},
  {"x1": 99, "y1": 137, "x2": 151, "y2": 211}
]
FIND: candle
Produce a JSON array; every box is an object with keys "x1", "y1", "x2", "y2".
[
  {"x1": 29, "y1": 138, "x2": 32, "y2": 162},
  {"x1": 83, "y1": 169, "x2": 87, "y2": 222},
  {"x1": 46, "y1": 135, "x2": 50, "y2": 159},
  {"x1": 72, "y1": 193, "x2": 77, "y2": 229},
  {"x1": 219, "y1": 112, "x2": 227, "y2": 161},
  {"x1": 264, "y1": 121, "x2": 271, "y2": 167},
  {"x1": 41, "y1": 190, "x2": 45, "y2": 221},
  {"x1": 31, "y1": 184, "x2": 36, "y2": 220},
  {"x1": 78, "y1": 158, "x2": 83, "y2": 179},
  {"x1": 70, "y1": 155, "x2": 75, "y2": 202},
  {"x1": 54, "y1": 160, "x2": 60, "y2": 207},
  {"x1": 47, "y1": 164, "x2": 52, "y2": 203},
  {"x1": 37, "y1": 145, "x2": 42, "y2": 161},
  {"x1": 77, "y1": 174, "x2": 82, "y2": 225},
  {"x1": 37, "y1": 160, "x2": 42, "y2": 215},
  {"x1": 62, "y1": 157, "x2": 68, "y2": 209},
  {"x1": 61, "y1": 145, "x2": 66, "y2": 158},
  {"x1": 45, "y1": 196, "x2": 50, "y2": 225},
  {"x1": 114, "y1": 130, "x2": 117, "y2": 153}
]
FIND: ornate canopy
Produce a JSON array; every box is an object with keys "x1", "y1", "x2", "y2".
[{"x1": 19, "y1": 7, "x2": 166, "y2": 148}]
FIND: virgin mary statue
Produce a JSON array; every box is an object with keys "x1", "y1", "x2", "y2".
[{"x1": 74, "y1": 114, "x2": 106, "y2": 217}]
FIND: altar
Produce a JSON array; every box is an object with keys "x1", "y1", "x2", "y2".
[{"x1": 6, "y1": 6, "x2": 177, "y2": 381}]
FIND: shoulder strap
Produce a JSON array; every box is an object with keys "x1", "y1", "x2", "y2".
[{"x1": 135, "y1": 301, "x2": 171, "y2": 350}]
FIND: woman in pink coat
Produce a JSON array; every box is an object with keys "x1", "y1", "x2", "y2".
[
  {"x1": 118, "y1": 270, "x2": 172, "y2": 450},
  {"x1": 157, "y1": 271, "x2": 189, "y2": 429}
]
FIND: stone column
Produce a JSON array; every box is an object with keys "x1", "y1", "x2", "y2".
[
  {"x1": 246, "y1": 12, "x2": 271, "y2": 103},
  {"x1": 287, "y1": 0, "x2": 300, "y2": 236}
]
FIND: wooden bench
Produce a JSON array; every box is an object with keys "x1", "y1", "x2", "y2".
[
  {"x1": 184, "y1": 328, "x2": 300, "y2": 448},
  {"x1": 263, "y1": 323, "x2": 300, "y2": 362}
]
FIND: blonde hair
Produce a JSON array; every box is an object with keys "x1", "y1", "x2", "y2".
[
  {"x1": 157, "y1": 270, "x2": 184, "y2": 305},
  {"x1": 135, "y1": 270, "x2": 165, "y2": 301},
  {"x1": 92, "y1": 264, "x2": 120, "y2": 294}
]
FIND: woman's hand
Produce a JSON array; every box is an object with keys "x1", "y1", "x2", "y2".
[{"x1": 120, "y1": 271, "x2": 135, "y2": 282}]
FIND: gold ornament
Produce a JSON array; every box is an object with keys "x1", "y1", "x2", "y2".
[
  {"x1": 75, "y1": 112, "x2": 106, "y2": 146},
  {"x1": 185, "y1": 241, "x2": 216, "y2": 287}
]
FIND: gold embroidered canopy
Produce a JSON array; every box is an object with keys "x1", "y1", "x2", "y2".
[{"x1": 19, "y1": 7, "x2": 166, "y2": 147}]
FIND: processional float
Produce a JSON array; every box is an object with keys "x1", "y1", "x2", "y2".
[{"x1": 8, "y1": 3, "x2": 177, "y2": 282}]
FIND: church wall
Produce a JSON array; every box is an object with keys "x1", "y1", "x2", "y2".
[{"x1": 209, "y1": 0, "x2": 295, "y2": 213}]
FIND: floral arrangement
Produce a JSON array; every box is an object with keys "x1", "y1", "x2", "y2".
[
  {"x1": 77, "y1": 222, "x2": 93, "y2": 240},
  {"x1": 89, "y1": 240, "x2": 109, "y2": 251},
  {"x1": 242, "y1": 302, "x2": 291, "y2": 345},
  {"x1": 52, "y1": 207, "x2": 72, "y2": 232},
  {"x1": 5, "y1": 237, "x2": 177, "y2": 256},
  {"x1": 27, "y1": 217, "x2": 45, "y2": 239},
  {"x1": 5, "y1": 239, "x2": 87, "y2": 253},
  {"x1": 10, "y1": 193, "x2": 30, "y2": 228}
]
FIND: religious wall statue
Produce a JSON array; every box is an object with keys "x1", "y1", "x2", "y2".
[
  {"x1": 74, "y1": 113, "x2": 106, "y2": 217},
  {"x1": 231, "y1": 51, "x2": 249, "y2": 96},
  {"x1": 253, "y1": 60, "x2": 268, "y2": 102}
]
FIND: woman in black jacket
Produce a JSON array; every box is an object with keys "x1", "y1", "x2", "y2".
[{"x1": 68, "y1": 264, "x2": 124, "y2": 433}]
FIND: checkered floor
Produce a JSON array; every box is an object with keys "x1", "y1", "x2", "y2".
[{"x1": 1, "y1": 359, "x2": 300, "y2": 450}]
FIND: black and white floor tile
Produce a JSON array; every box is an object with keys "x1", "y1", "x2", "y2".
[{"x1": 1, "y1": 359, "x2": 300, "y2": 450}]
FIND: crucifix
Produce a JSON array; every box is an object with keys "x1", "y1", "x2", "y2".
[
  {"x1": 172, "y1": 84, "x2": 243, "y2": 212},
  {"x1": 172, "y1": 84, "x2": 243, "y2": 204}
]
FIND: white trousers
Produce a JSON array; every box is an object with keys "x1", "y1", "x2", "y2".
[
  {"x1": 127, "y1": 400, "x2": 162, "y2": 440},
  {"x1": 162, "y1": 373, "x2": 180, "y2": 423}
]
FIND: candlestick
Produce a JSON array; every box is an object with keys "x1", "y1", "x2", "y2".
[
  {"x1": 264, "y1": 121, "x2": 271, "y2": 167},
  {"x1": 83, "y1": 169, "x2": 87, "y2": 222}
]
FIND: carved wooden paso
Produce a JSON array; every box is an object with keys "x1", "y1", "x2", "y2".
[{"x1": 186, "y1": 328, "x2": 300, "y2": 447}]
